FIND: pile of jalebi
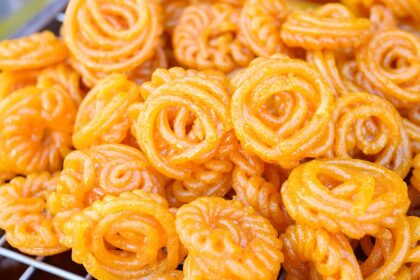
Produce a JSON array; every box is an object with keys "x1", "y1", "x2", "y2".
[{"x1": 0, "y1": 0, "x2": 418, "y2": 279}]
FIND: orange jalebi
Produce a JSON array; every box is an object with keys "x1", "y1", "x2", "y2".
[
  {"x1": 72, "y1": 74, "x2": 140, "y2": 150},
  {"x1": 0, "y1": 85, "x2": 76, "y2": 176},
  {"x1": 239, "y1": 0, "x2": 289, "y2": 57},
  {"x1": 0, "y1": 69, "x2": 39, "y2": 100},
  {"x1": 356, "y1": 28, "x2": 420, "y2": 108},
  {"x1": 176, "y1": 197, "x2": 283, "y2": 279},
  {"x1": 162, "y1": 0, "x2": 190, "y2": 35},
  {"x1": 358, "y1": 217, "x2": 416, "y2": 279},
  {"x1": 330, "y1": 92, "x2": 411, "y2": 177},
  {"x1": 281, "y1": 159, "x2": 410, "y2": 239},
  {"x1": 231, "y1": 56, "x2": 334, "y2": 169},
  {"x1": 0, "y1": 172, "x2": 67, "y2": 256},
  {"x1": 280, "y1": 3, "x2": 370, "y2": 50},
  {"x1": 0, "y1": 31, "x2": 68, "y2": 71},
  {"x1": 70, "y1": 190, "x2": 182, "y2": 280},
  {"x1": 48, "y1": 144, "x2": 167, "y2": 246},
  {"x1": 281, "y1": 224, "x2": 362, "y2": 279},
  {"x1": 63, "y1": 0, "x2": 163, "y2": 84},
  {"x1": 173, "y1": 3, "x2": 254, "y2": 72}
]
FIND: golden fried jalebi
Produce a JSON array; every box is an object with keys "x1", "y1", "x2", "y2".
[
  {"x1": 173, "y1": 3, "x2": 254, "y2": 72},
  {"x1": 330, "y1": 92, "x2": 411, "y2": 177},
  {"x1": 239, "y1": 0, "x2": 289, "y2": 58},
  {"x1": 48, "y1": 144, "x2": 167, "y2": 246},
  {"x1": 0, "y1": 172, "x2": 67, "y2": 256},
  {"x1": 0, "y1": 85, "x2": 76, "y2": 176},
  {"x1": 70, "y1": 190, "x2": 182, "y2": 280},
  {"x1": 411, "y1": 154, "x2": 420, "y2": 192},
  {"x1": 280, "y1": 3, "x2": 370, "y2": 50},
  {"x1": 37, "y1": 63, "x2": 84, "y2": 106},
  {"x1": 63, "y1": 0, "x2": 163, "y2": 83},
  {"x1": 133, "y1": 67, "x2": 231, "y2": 179},
  {"x1": 282, "y1": 159, "x2": 410, "y2": 239},
  {"x1": 72, "y1": 74, "x2": 140, "y2": 150},
  {"x1": 176, "y1": 197, "x2": 283, "y2": 279},
  {"x1": 358, "y1": 217, "x2": 416, "y2": 279},
  {"x1": 0, "y1": 69, "x2": 39, "y2": 99},
  {"x1": 356, "y1": 28, "x2": 420, "y2": 108},
  {"x1": 0, "y1": 31, "x2": 68, "y2": 71},
  {"x1": 232, "y1": 160, "x2": 292, "y2": 233},
  {"x1": 231, "y1": 56, "x2": 334, "y2": 169},
  {"x1": 281, "y1": 224, "x2": 362, "y2": 279}
]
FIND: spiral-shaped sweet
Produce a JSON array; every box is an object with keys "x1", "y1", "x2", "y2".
[
  {"x1": 356, "y1": 29, "x2": 420, "y2": 108},
  {"x1": 37, "y1": 63, "x2": 84, "y2": 106},
  {"x1": 0, "y1": 172, "x2": 67, "y2": 256},
  {"x1": 239, "y1": 0, "x2": 289, "y2": 57},
  {"x1": 62, "y1": 0, "x2": 163, "y2": 82},
  {"x1": 0, "y1": 31, "x2": 68, "y2": 71},
  {"x1": 70, "y1": 190, "x2": 182, "y2": 280},
  {"x1": 231, "y1": 56, "x2": 334, "y2": 169},
  {"x1": 0, "y1": 69, "x2": 39, "y2": 100},
  {"x1": 72, "y1": 74, "x2": 140, "y2": 150},
  {"x1": 48, "y1": 144, "x2": 167, "y2": 246},
  {"x1": 411, "y1": 154, "x2": 420, "y2": 192},
  {"x1": 162, "y1": 0, "x2": 190, "y2": 35},
  {"x1": 281, "y1": 159, "x2": 410, "y2": 239},
  {"x1": 232, "y1": 163, "x2": 292, "y2": 233},
  {"x1": 173, "y1": 2, "x2": 254, "y2": 72},
  {"x1": 280, "y1": 4, "x2": 370, "y2": 50},
  {"x1": 176, "y1": 197, "x2": 283, "y2": 279},
  {"x1": 0, "y1": 85, "x2": 76, "y2": 175},
  {"x1": 132, "y1": 67, "x2": 231, "y2": 180},
  {"x1": 281, "y1": 224, "x2": 362, "y2": 279},
  {"x1": 359, "y1": 217, "x2": 414, "y2": 279},
  {"x1": 331, "y1": 92, "x2": 411, "y2": 177}
]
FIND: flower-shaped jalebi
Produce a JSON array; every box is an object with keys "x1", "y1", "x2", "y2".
[
  {"x1": 0, "y1": 69, "x2": 39, "y2": 100},
  {"x1": 231, "y1": 56, "x2": 334, "y2": 169},
  {"x1": 280, "y1": 4, "x2": 370, "y2": 50},
  {"x1": 330, "y1": 92, "x2": 411, "y2": 177},
  {"x1": 173, "y1": 2, "x2": 254, "y2": 72},
  {"x1": 62, "y1": 0, "x2": 163, "y2": 84},
  {"x1": 281, "y1": 159, "x2": 410, "y2": 239},
  {"x1": 356, "y1": 29, "x2": 420, "y2": 108},
  {"x1": 358, "y1": 216, "x2": 417, "y2": 279},
  {"x1": 239, "y1": 0, "x2": 289, "y2": 57},
  {"x1": 72, "y1": 74, "x2": 140, "y2": 150},
  {"x1": 176, "y1": 197, "x2": 283, "y2": 279},
  {"x1": 0, "y1": 172, "x2": 67, "y2": 256},
  {"x1": 0, "y1": 31, "x2": 68, "y2": 71},
  {"x1": 48, "y1": 144, "x2": 167, "y2": 246},
  {"x1": 0, "y1": 85, "x2": 76, "y2": 176},
  {"x1": 281, "y1": 224, "x2": 362, "y2": 279},
  {"x1": 70, "y1": 190, "x2": 182, "y2": 280},
  {"x1": 232, "y1": 158, "x2": 292, "y2": 233}
]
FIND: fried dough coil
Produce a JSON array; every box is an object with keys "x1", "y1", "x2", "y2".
[
  {"x1": 70, "y1": 190, "x2": 181, "y2": 280},
  {"x1": 281, "y1": 224, "x2": 362, "y2": 280},
  {"x1": 356, "y1": 29, "x2": 420, "y2": 108},
  {"x1": 63, "y1": 0, "x2": 163, "y2": 80},
  {"x1": 280, "y1": 4, "x2": 370, "y2": 50},
  {"x1": 239, "y1": 0, "x2": 289, "y2": 57},
  {"x1": 0, "y1": 85, "x2": 76, "y2": 175},
  {"x1": 0, "y1": 31, "x2": 68, "y2": 71},
  {"x1": 0, "y1": 172, "x2": 66, "y2": 256},
  {"x1": 72, "y1": 74, "x2": 140, "y2": 150},
  {"x1": 0, "y1": 69, "x2": 39, "y2": 100},
  {"x1": 176, "y1": 197, "x2": 283, "y2": 280},
  {"x1": 231, "y1": 56, "x2": 334, "y2": 169},
  {"x1": 133, "y1": 67, "x2": 231, "y2": 180},
  {"x1": 281, "y1": 159, "x2": 410, "y2": 239},
  {"x1": 232, "y1": 162, "x2": 292, "y2": 233},
  {"x1": 331, "y1": 92, "x2": 411, "y2": 177},
  {"x1": 48, "y1": 144, "x2": 167, "y2": 246},
  {"x1": 173, "y1": 3, "x2": 254, "y2": 72}
]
